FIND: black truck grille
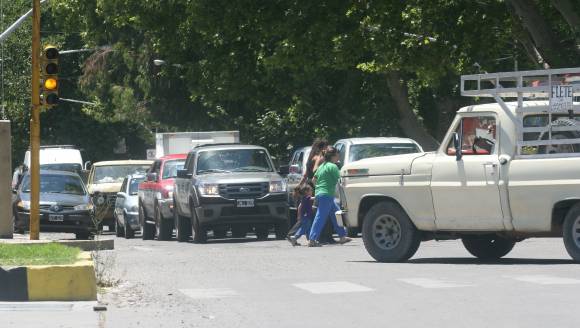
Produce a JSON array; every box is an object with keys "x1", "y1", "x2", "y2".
[{"x1": 219, "y1": 183, "x2": 269, "y2": 199}]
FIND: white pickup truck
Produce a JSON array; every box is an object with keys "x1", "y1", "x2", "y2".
[{"x1": 338, "y1": 68, "x2": 580, "y2": 262}]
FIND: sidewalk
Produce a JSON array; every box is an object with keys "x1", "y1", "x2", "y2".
[
  {"x1": 0, "y1": 232, "x2": 114, "y2": 251},
  {"x1": 1, "y1": 301, "x2": 101, "y2": 328}
]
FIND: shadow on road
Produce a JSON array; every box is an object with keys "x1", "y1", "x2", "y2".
[{"x1": 348, "y1": 257, "x2": 576, "y2": 265}]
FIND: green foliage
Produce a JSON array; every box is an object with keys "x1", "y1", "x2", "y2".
[{"x1": 0, "y1": 243, "x2": 80, "y2": 266}]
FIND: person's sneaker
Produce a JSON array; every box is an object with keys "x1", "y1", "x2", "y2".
[
  {"x1": 286, "y1": 236, "x2": 300, "y2": 246},
  {"x1": 308, "y1": 240, "x2": 322, "y2": 247},
  {"x1": 338, "y1": 237, "x2": 352, "y2": 244}
]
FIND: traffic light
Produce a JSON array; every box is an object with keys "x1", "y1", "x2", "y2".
[{"x1": 40, "y1": 45, "x2": 59, "y2": 107}]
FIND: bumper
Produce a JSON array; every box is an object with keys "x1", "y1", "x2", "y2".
[
  {"x1": 15, "y1": 210, "x2": 94, "y2": 233},
  {"x1": 195, "y1": 194, "x2": 288, "y2": 226},
  {"x1": 158, "y1": 198, "x2": 174, "y2": 220}
]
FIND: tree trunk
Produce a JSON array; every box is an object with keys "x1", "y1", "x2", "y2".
[
  {"x1": 550, "y1": 0, "x2": 580, "y2": 34},
  {"x1": 385, "y1": 71, "x2": 439, "y2": 151},
  {"x1": 507, "y1": 0, "x2": 565, "y2": 67}
]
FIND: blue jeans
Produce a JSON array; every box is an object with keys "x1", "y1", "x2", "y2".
[
  {"x1": 308, "y1": 195, "x2": 346, "y2": 241},
  {"x1": 294, "y1": 216, "x2": 312, "y2": 239}
]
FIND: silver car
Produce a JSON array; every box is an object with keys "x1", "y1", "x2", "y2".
[{"x1": 114, "y1": 174, "x2": 145, "y2": 239}]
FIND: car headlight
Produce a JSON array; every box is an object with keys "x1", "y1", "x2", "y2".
[
  {"x1": 74, "y1": 203, "x2": 94, "y2": 211},
  {"x1": 17, "y1": 200, "x2": 30, "y2": 210},
  {"x1": 269, "y1": 180, "x2": 287, "y2": 193},
  {"x1": 198, "y1": 183, "x2": 220, "y2": 196}
]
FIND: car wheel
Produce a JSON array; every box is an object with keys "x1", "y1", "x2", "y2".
[
  {"x1": 462, "y1": 235, "x2": 515, "y2": 260},
  {"x1": 255, "y1": 225, "x2": 269, "y2": 241},
  {"x1": 232, "y1": 225, "x2": 247, "y2": 238},
  {"x1": 175, "y1": 202, "x2": 191, "y2": 242},
  {"x1": 362, "y1": 201, "x2": 421, "y2": 263},
  {"x1": 213, "y1": 228, "x2": 227, "y2": 239},
  {"x1": 140, "y1": 205, "x2": 155, "y2": 240},
  {"x1": 115, "y1": 217, "x2": 123, "y2": 237},
  {"x1": 124, "y1": 223, "x2": 135, "y2": 239},
  {"x1": 75, "y1": 231, "x2": 90, "y2": 240},
  {"x1": 274, "y1": 221, "x2": 289, "y2": 240},
  {"x1": 191, "y1": 206, "x2": 207, "y2": 244},
  {"x1": 563, "y1": 204, "x2": 580, "y2": 262},
  {"x1": 156, "y1": 205, "x2": 172, "y2": 241}
]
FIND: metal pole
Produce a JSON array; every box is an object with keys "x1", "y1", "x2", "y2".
[
  {"x1": 0, "y1": 0, "x2": 47, "y2": 43},
  {"x1": 29, "y1": 0, "x2": 41, "y2": 240}
]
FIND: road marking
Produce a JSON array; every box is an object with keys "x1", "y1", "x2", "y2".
[
  {"x1": 179, "y1": 288, "x2": 238, "y2": 299},
  {"x1": 510, "y1": 275, "x2": 580, "y2": 285},
  {"x1": 398, "y1": 278, "x2": 475, "y2": 289},
  {"x1": 293, "y1": 281, "x2": 373, "y2": 294}
]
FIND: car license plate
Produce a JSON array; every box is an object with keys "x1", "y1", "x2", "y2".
[
  {"x1": 49, "y1": 214, "x2": 64, "y2": 222},
  {"x1": 236, "y1": 199, "x2": 254, "y2": 208}
]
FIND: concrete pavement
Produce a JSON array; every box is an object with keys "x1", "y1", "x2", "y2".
[{"x1": 3, "y1": 233, "x2": 579, "y2": 328}]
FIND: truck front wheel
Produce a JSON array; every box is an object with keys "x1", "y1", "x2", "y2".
[
  {"x1": 563, "y1": 204, "x2": 580, "y2": 262},
  {"x1": 462, "y1": 235, "x2": 515, "y2": 260},
  {"x1": 362, "y1": 202, "x2": 421, "y2": 263},
  {"x1": 175, "y1": 204, "x2": 191, "y2": 242}
]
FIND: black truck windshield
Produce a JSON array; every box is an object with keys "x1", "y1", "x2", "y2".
[{"x1": 197, "y1": 149, "x2": 272, "y2": 174}]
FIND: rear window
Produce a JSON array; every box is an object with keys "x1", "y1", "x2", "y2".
[
  {"x1": 349, "y1": 143, "x2": 421, "y2": 162},
  {"x1": 522, "y1": 114, "x2": 580, "y2": 155}
]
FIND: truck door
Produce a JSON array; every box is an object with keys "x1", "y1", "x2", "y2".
[{"x1": 431, "y1": 114, "x2": 505, "y2": 230}]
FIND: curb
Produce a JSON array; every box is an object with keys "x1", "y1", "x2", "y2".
[{"x1": 0, "y1": 252, "x2": 97, "y2": 301}]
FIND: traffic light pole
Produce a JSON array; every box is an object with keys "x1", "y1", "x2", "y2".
[{"x1": 29, "y1": 0, "x2": 41, "y2": 240}]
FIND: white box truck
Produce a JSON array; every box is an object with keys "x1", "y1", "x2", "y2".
[{"x1": 153, "y1": 131, "x2": 240, "y2": 158}]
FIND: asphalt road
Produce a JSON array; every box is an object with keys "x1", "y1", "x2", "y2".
[{"x1": 4, "y1": 232, "x2": 580, "y2": 328}]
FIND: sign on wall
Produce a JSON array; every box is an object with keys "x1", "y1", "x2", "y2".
[{"x1": 550, "y1": 85, "x2": 573, "y2": 113}]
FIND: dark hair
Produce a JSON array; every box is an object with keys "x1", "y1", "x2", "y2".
[
  {"x1": 293, "y1": 183, "x2": 313, "y2": 201},
  {"x1": 310, "y1": 138, "x2": 328, "y2": 156},
  {"x1": 323, "y1": 146, "x2": 338, "y2": 162}
]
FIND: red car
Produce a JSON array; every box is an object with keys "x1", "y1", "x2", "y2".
[{"x1": 138, "y1": 154, "x2": 187, "y2": 241}]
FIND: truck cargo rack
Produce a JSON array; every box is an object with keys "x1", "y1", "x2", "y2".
[{"x1": 461, "y1": 67, "x2": 580, "y2": 158}]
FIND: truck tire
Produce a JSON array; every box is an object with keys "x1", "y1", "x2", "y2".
[
  {"x1": 115, "y1": 218, "x2": 123, "y2": 237},
  {"x1": 563, "y1": 204, "x2": 580, "y2": 262},
  {"x1": 140, "y1": 205, "x2": 155, "y2": 240},
  {"x1": 362, "y1": 202, "x2": 421, "y2": 263},
  {"x1": 191, "y1": 209, "x2": 207, "y2": 244},
  {"x1": 124, "y1": 224, "x2": 135, "y2": 239},
  {"x1": 462, "y1": 235, "x2": 515, "y2": 260},
  {"x1": 274, "y1": 221, "x2": 289, "y2": 240},
  {"x1": 155, "y1": 205, "x2": 172, "y2": 241},
  {"x1": 75, "y1": 231, "x2": 91, "y2": 240},
  {"x1": 175, "y1": 209, "x2": 191, "y2": 243}
]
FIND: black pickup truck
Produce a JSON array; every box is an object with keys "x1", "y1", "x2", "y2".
[{"x1": 173, "y1": 144, "x2": 289, "y2": 243}]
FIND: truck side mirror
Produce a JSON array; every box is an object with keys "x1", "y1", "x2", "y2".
[
  {"x1": 177, "y1": 169, "x2": 192, "y2": 179},
  {"x1": 146, "y1": 172, "x2": 158, "y2": 182},
  {"x1": 452, "y1": 132, "x2": 462, "y2": 161},
  {"x1": 278, "y1": 165, "x2": 289, "y2": 176},
  {"x1": 84, "y1": 161, "x2": 92, "y2": 170}
]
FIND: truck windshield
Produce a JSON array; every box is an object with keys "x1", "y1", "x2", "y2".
[
  {"x1": 196, "y1": 149, "x2": 272, "y2": 174},
  {"x1": 349, "y1": 143, "x2": 421, "y2": 163},
  {"x1": 40, "y1": 163, "x2": 82, "y2": 174},
  {"x1": 94, "y1": 165, "x2": 150, "y2": 184},
  {"x1": 21, "y1": 174, "x2": 86, "y2": 195},
  {"x1": 162, "y1": 160, "x2": 186, "y2": 179}
]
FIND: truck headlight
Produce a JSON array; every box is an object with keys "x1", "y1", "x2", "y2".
[
  {"x1": 17, "y1": 200, "x2": 30, "y2": 210},
  {"x1": 198, "y1": 183, "x2": 220, "y2": 196},
  {"x1": 74, "y1": 204, "x2": 94, "y2": 211},
  {"x1": 269, "y1": 180, "x2": 287, "y2": 193}
]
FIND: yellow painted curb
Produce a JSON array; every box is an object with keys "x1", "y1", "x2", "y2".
[{"x1": 26, "y1": 251, "x2": 97, "y2": 301}]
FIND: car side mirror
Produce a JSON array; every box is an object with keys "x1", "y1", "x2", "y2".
[
  {"x1": 278, "y1": 165, "x2": 290, "y2": 176},
  {"x1": 84, "y1": 161, "x2": 92, "y2": 171},
  {"x1": 452, "y1": 132, "x2": 462, "y2": 161},
  {"x1": 146, "y1": 172, "x2": 158, "y2": 182},
  {"x1": 116, "y1": 192, "x2": 126, "y2": 198},
  {"x1": 289, "y1": 164, "x2": 301, "y2": 174},
  {"x1": 177, "y1": 169, "x2": 192, "y2": 179}
]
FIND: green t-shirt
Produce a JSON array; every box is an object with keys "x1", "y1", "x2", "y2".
[{"x1": 314, "y1": 162, "x2": 340, "y2": 196}]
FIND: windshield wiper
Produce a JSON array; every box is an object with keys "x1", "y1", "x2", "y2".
[{"x1": 197, "y1": 169, "x2": 231, "y2": 174}]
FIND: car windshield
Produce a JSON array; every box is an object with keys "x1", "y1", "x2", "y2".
[
  {"x1": 40, "y1": 163, "x2": 82, "y2": 174},
  {"x1": 196, "y1": 149, "x2": 272, "y2": 174},
  {"x1": 129, "y1": 178, "x2": 145, "y2": 195},
  {"x1": 162, "y1": 160, "x2": 186, "y2": 179},
  {"x1": 349, "y1": 143, "x2": 421, "y2": 162},
  {"x1": 94, "y1": 165, "x2": 150, "y2": 184},
  {"x1": 21, "y1": 174, "x2": 86, "y2": 195}
]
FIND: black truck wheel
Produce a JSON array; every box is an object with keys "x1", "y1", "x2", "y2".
[
  {"x1": 362, "y1": 201, "x2": 421, "y2": 263},
  {"x1": 563, "y1": 204, "x2": 580, "y2": 262},
  {"x1": 175, "y1": 209, "x2": 191, "y2": 242},
  {"x1": 191, "y1": 209, "x2": 207, "y2": 244},
  {"x1": 141, "y1": 205, "x2": 155, "y2": 240},
  {"x1": 156, "y1": 205, "x2": 172, "y2": 241},
  {"x1": 462, "y1": 235, "x2": 515, "y2": 260}
]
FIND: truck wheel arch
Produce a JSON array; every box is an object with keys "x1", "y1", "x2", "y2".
[
  {"x1": 552, "y1": 199, "x2": 580, "y2": 233},
  {"x1": 358, "y1": 195, "x2": 413, "y2": 229}
]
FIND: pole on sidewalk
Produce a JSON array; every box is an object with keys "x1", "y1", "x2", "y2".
[
  {"x1": 0, "y1": 120, "x2": 12, "y2": 239},
  {"x1": 29, "y1": 0, "x2": 41, "y2": 240}
]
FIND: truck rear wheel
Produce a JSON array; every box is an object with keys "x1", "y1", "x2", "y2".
[
  {"x1": 462, "y1": 235, "x2": 515, "y2": 260},
  {"x1": 563, "y1": 204, "x2": 580, "y2": 262},
  {"x1": 362, "y1": 202, "x2": 420, "y2": 262}
]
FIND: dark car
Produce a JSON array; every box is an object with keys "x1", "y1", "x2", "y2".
[
  {"x1": 13, "y1": 170, "x2": 95, "y2": 239},
  {"x1": 172, "y1": 144, "x2": 289, "y2": 243}
]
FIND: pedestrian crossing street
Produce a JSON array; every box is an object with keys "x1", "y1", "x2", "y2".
[{"x1": 179, "y1": 274, "x2": 580, "y2": 299}]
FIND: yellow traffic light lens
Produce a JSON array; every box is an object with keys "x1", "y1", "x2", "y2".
[{"x1": 44, "y1": 78, "x2": 57, "y2": 90}]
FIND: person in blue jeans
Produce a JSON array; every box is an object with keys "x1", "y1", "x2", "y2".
[
  {"x1": 308, "y1": 146, "x2": 352, "y2": 247},
  {"x1": 287, "y1": 184, "x2": 314, "y2": 246}
]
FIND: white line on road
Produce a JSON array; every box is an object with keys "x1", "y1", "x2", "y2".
[
  {"x1": 293, "y1": 281, "x2": 374, "y2": 294},
  {"x1": 398, "y1": 278, "x2": 475, "y2": 289},
  {"x1": 509, "y1": 275, "x2": 580, "y2": 285},
  {"x1": 180, "y1": 288, "x2": 239, "y2": 299}
]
